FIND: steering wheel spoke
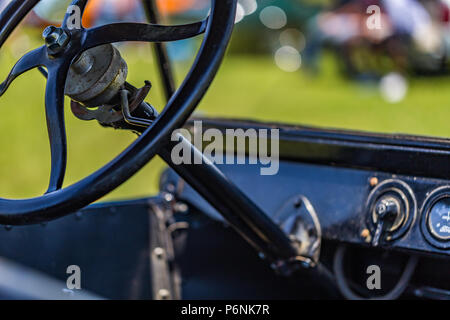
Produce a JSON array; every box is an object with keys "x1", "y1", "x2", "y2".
[
  {"x1": 44, "y1": 64, "x2": 70, "y2": 193},
  {"x1": 0, "y1": 46, "x2": 47, "y2": 96},
  {"x1": 83, "y1": 19, "x2": 208, "y2": 49}
]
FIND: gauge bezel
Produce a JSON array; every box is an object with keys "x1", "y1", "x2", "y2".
[
  {"x1": 421, "y1": 186, "x2": 450, "y2": 249},
  {"x1": 366, "y1": 179, "x2": 417, "y2": 242}
]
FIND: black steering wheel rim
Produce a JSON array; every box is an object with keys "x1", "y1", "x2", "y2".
[{"x1": 0, "y1": 0, "x2": 237, "y2": 225}]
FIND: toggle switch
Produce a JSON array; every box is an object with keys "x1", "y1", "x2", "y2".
[
  {"x1": 371, "y1": 195, "x2": 405, "y2": 246},
  {"x1": 366, "y1": 179, "x2": 416, "y2": 246}
]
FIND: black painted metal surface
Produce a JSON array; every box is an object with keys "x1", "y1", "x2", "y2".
[
  {"x1": 159, "y1": 136, "x2": 299, "y2": 263},
  {"x1": 164, "y1": 161, "x2": 450, "y2": 257},
  {"x1": 170, "y1": 205, "x2": 340, "y2": 299},
  {"x1": 0, "y1": 197, "x2": 446, "y2": 299},
  {"x1": 0, "y1": 198, "x2": 341, "y2": 299},
  {"x1": 190, "y1": 118, "x2": 450, "y2": 180},
  {"x1": 0, "y1": 199, "x2": 153, "y2": 299},
  {"x1": 160, "y1": 119, "x2": 450, "y2": 257}
]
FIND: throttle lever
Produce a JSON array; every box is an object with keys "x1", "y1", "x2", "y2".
[
  {"x1": 371, "y1": 219, "x2": 385, "y2": 247},
  {"x1": 371, "y1": 197, "x2": 401, "y2": 246}
]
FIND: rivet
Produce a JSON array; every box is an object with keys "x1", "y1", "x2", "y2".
[
  {"x1": 174, "y1": 202, "x2": 188, "y2": 213},
  {"x1": 164, "y1": 193, "x2": 174, "y2": 203},
  {"x1": 361, "y1": 229, "x2": 372, "y2": 243},
  {"x1": 361, "y1": 229, "x2": 370, "y2": 238},
  {"x1": 158, "y1": 289, "x2": 170, "y2": 300},
  {"x1": 166, "y1": 183, "x2": 176, "y2": 193},
  {"x1": 369, "y1": 177, "x2": 379, "y2": 187},
  {"x1": 154, "y1": 247, "x2": 165, "y2": 259}
]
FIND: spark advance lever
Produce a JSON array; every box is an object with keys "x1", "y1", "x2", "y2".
[{"x1": 371, "y1": 196, "x2": 403, "y2": 246}]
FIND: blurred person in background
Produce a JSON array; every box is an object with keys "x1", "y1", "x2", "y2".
[
  {"x1": 81, "y1": 0, "x2": 208, "y2": 26},
  {"x1": 30, "y1": 0, "x2": 208, "y2": 27},
  {"x1": 302, "y1": 0, "x2": 450, "y2": 77},
  {"x1": 31, "y1": 0, "x2": 72, "y2": 26},
  {"x1": 31, "y1": 0, "x2": 144, "y2": 27},
  {"x1": 157, "y1": 0, "x2": 198, "y2": 15},
  {"x1": 27, "y1": 0, "x2": 206, "y2": 62},
  {"x1": 83, "y1": 0, "x2": 206, "y2": 61},
  {"x1": 83, "y1": 0, "x2": 145, "y2": 26},
  {"x1": 379, "y1": 0, "x2": 448, "y2": 75},
  {"x1": 302, "y1": 0, "x2": 392, "y2": 76}
]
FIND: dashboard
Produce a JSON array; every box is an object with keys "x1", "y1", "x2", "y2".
[
  {"x1": 164, "y1": 118, "x2": 450, "y2": 257},
  {"x1": 167, "y1": 160, "x2": 449, "y2": 256}
]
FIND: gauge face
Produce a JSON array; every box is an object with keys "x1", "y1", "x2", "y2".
[{"x1": 428, "y1": 197, "x2": 450, "y2": 241}]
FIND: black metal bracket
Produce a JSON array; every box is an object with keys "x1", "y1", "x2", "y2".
[{"x1": 148, "y1": 199, "x2": 181, "y2": 300}]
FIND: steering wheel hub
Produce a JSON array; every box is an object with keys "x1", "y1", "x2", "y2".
[{"x1": 65, "y1": 44, "x2": 128, "y2": 107}]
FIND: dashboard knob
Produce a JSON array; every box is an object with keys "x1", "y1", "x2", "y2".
[
  {"x1": 365, "y1": 179, "x2": 416, "y2": 246},
  {"x1": 371, "y1": 195, "x2": 405, "y2": 246}
]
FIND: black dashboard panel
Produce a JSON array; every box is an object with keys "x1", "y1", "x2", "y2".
[
  {"x1": 162, "y1": 118, "x2": 450, "y2": 257},
  {"x1": 165, "y1": 161, "x2": 449, "y2": 256},
  {"x1": 190, "y1": 118, "x2": 450, "y2": 180}
]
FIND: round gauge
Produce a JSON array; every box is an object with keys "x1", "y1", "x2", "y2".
[
  {"x1": 421, "y1": 186, "x2": 450, "y2": 249},
  {"x1": 428, "y1": 197, "x2": 450, "y2": 241}
]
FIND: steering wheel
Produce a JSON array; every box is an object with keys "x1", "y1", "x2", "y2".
[{"x1": 0, "y1": 0, "x2": 237, "y2": 225}]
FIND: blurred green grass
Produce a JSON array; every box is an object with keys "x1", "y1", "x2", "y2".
[{"x1": 0, "y1": 31, "x2": 449, "y2": 201}]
